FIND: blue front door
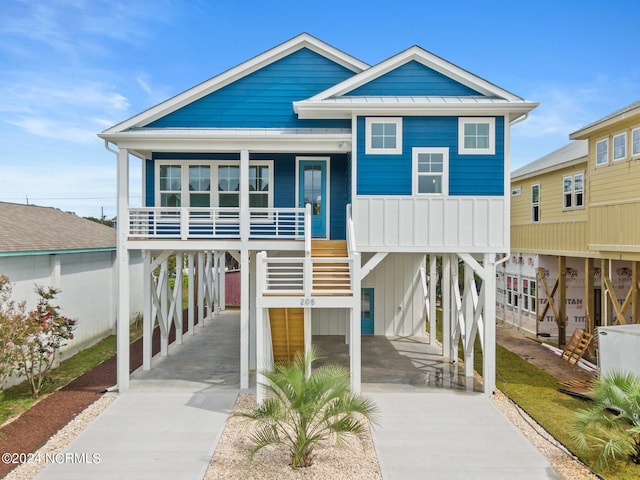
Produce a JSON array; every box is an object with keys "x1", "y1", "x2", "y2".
[
  {"x1": 299, "y1": 160, "x2": 327, "y2": 238},
  {"x1": 361, "y1": 288, "x2": 374, "y2": 334}
]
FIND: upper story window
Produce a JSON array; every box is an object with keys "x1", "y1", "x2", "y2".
[
  {"x1": 156, "y1": 161, "x2": 273, "y2": 209},
  {"x1": 632, "y1": 127, "x2": 640, "y2": 157},
  {"x1": 563, "y1": 173, "x2": 584, "y2": 209},
  {"x1": 613, "y1": 132, "x2": 627, "y2": 161},
  {"x1": 531, "y1": 184, "x2": 540, "y2": 222},
  {"x1": 595, "y1": 138, "x2": 608, "y2": 165},
  {"x1": 511, "y1": 186, "x2": 521, "y2": 196},
  {"x1": 458, "y1": 117, "x2": 495, "y2": 155},
  {"x1": 412, "y1": 147, "x2": 448, "y2": 195},
  {"x1": 365, "y1": 117, "x2": 402, "y2": 154}
]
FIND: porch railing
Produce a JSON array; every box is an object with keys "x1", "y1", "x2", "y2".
[
  {"x1": 128, "y1": 206, "x2": 308, "y2": 241},
  {"x1": 257, "y1": 255, "x2": 356, "y2": 296}
]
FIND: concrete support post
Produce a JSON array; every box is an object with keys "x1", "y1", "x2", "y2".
[
  {"x1": 187, "y1": 253, "x2": 195, "y2": 335},
  {"x1": 143, "y1": 251, "x2": 152, "y2": 370},
  {"x1": 116, "y1": 148, "x2": 130, "y2": 391},
  {"x1": 350, "y1": 252, "x2": 362, "y2": 393},
  {"x1": 240, "y1": 248, "x2": 250, "y2": 389},
  {"x1": 428, "y1": 255, "x2": 437, "y2": 344},
  {"x1": 442, "y1": 254, "x2": 451, "y2": 360},
  {"x1": 464, "y1": 262, "x2": 474, "y2": 378},
  {"x1": 483, "y1": 253, "x2": 497, "y2": 395}
]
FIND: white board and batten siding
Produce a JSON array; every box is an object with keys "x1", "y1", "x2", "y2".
[
  {"x1": 354, "y1": 197, "x2": 507, "y2": 252},
  {"x1": 311, "y1": 253, "x2": 425, "y2": 337}
]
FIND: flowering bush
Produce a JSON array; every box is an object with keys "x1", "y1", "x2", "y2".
[
  {"x1": 0, "y1": 275, "x2": 19, "y2": 388},
  {"x1": 0, "y1": 275, "x2": 77, "y2": 398}
]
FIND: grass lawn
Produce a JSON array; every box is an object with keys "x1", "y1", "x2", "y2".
[
  {"x1": 0, "y1": 322, "x2": 143, "y2": 427},
  {"x1": 434, "y1": 311, "x2": 638, "y2": 480}
]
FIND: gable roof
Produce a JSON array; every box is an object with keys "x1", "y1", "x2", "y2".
[
  {"x1": 102, "y1": 33, "x2": 369, "y2": 135},
  {"x1": 294, "y1": 45, "x2": 538, "y2": 120},
  {"x1": 511, "y1": 141, "x2": 588, "y2": 180},
  {"x1": 0, "y1": 202, "x2": 116, "y2": 255},
  {"x1": 570, "y1": 100, "x2": 640, "y2": 139}
]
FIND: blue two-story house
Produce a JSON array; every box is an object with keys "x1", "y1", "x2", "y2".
[{"x1": 100, "y1": 33, "x2": 537, "y2": 399}]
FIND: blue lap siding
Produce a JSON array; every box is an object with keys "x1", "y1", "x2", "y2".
[
  {"x1": 146, "y1": 48, "x2": 355, "y2": 129},
  {"x1": 356, "y1": 116, "x2": 504, "y2": 196},
  {"x1": 345, "y1": 61, "x2": 482, "y2": 97}
]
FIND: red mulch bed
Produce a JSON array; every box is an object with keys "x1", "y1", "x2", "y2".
[{"x1": 0, "y1": 319, "x2": 187, "y2": 478}]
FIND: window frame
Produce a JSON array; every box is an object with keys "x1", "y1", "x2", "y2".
[
  {"x1": 154, "y1": 160, "x2": 274, "y2": 211},
  {"x1": 365, "y1": 117, "x2": 402, "y2": 155},
  {"x1": 562, "y1": 172, "x2": 584, "y2": 210},
  {"x1": 531, "y1": 183, "x2": 540, "y2": 222},
  {"x1": 522, "y1": 278, "x2": 537, "y2": 314},
  {"x1": 412, "y1": 147, "x2": 449, "y2": 196},
  {"x1": 458, "y1": 117, "x2": 496, "y2": 155},
  {"x1": 595, "y1": 138, "x2": 609, "y2": 166},
  {"x1": 632, "y1": 127, "x2": 640, "y2": 158},
  {"x1": 511, "y1": 186, "x2": 521, "y2": 196},
  {"x1": 506, "y1": 275, "x2": 519, "y2": 308},
  {"x1": 612, "y1": 132, "x2": 627, "y2": 162}
]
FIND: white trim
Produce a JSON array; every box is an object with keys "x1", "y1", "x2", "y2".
[
  {"x1": 612, "y1": 131, "x2": 627, "y2": 162},
  {"x1": 458, "y1": 117, "x2": 495, "y2": 155},
  {"x1": 412, "y1": 147, "x2": 449, "y2": 195},
  {"x1": 595, "y1": 137, "x2": 609, "y2": 166},
  {"x1": 154, "y1": 159, "x2": 274, "y2": 209},
  {"x1": 295, "y1": 156, "x2": 331, "y2": 239},
  {"x1": 102, "y1": 34, "x2": 369, "y2": 134},
  {"x1": 303, "y1": 45, "x2": 523, "y2": 102},
  {"x1": 632, "y1": 127, "x2": 640, "y2": 157},
  {"x1": 365, "y1": 117, "x2": 402, "y2": 155}
]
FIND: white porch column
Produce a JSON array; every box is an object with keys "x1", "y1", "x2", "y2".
[
  {"x1": 240, "y1": 149, "x2": 249, "y2": 242},
  {"x1": 464, "y1": 262, "x2": 474, "y2": 378},
  {"x1": 175, "y1": 252, "x2": 184, "y2": 345},
  {"x1": 197, "y1": 251, "x2": 204, "y2": 327},
  {"x1": 249, "y1": 251, "x2": 257, "y2": 370},
  {"x1": 219, "y1": 255, "x2": 226, "y2": 312},
  {"x1": 483, "y1": 253, "x2": 497, "y2": 395},
  {"x1": 442, "y1": 254, "x2": 451, "y2": 361},
  {"x1": 187, "y1": 252, "x2": 195, "y2": 335},
  {"x1": 304, "y1": 308, "x2": 312, "y2": 379},
  {"x1": 256, "y1": 304, "x2": 266, "y2": 404},
  {"x1": 428, "y1": 255, "x2": 437, "y2": 345},
  {"x1": 240, "y1": 248, "x2": 250, "y2": 389},
  {"x1": 143, "y1": 251, "x2": 152, "y2": 370},
  {"x1": 350, "y1": 252, "x2": 362, "y2": 393},
  {"x1": 116, "y1": 148, "x2": 130, "y2": 391},
  {"x1": 160, "y1": 258, "x2": 169, "y2": 356}
]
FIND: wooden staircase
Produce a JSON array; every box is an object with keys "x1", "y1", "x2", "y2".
[
  {"x1": 311, "y1": 240, "x2": 351, "y2": 293},
  {"x1": 269, "y1": 307, "x2": 304, "y2": 363}
]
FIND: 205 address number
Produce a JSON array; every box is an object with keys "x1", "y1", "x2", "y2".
[{"x1": 299, "y1": 298, "x2": 316, "y2": 306}]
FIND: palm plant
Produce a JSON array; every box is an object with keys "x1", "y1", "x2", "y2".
[
  {"x1": 235, "y1": 346, "x2": 378, "y2": 469},
  {"x1": 570, "y1": 371, "x2": 640, "y2": 468}
]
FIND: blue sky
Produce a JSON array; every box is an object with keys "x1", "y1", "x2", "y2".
[{"x1": 1, "y1": 0, "x2": 639, "y2": 218}]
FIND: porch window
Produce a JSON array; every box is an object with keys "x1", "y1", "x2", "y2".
[
  {"x1": 613, "y1": 132, "x2": 626, "y2": 161},
  {"x1": 189, "y1": 165, "x2": 211, "y2": 208},
  {"x1": 531, "y1": 184, "x2": 540, "y2": 222},
  {"x1": 595, "y1": 138, "x2": 608, "y2": 165},
  {"x1": 218, "y1": 165, "x2": 240, "y2": 208},
  {"x1": 412, "y1": 147, "x2": 448, "y2": 195},
  {"x1": 159, "y1": 165, "x2": 181, "y2": 207},
  {"x1": 633, "y1": 128, "x2": 640, "y2": 157},
  {"x1": 458, "y1": 117, "x2": 495, "y2": 155},
  {"x1": 365, "y1": 117, "x2": 402, "y2": 154}
]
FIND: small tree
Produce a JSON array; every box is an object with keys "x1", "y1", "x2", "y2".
[
  {"x1": 570, "y1": 371, "x2": 640, "y2": 468},
  {"x1": 9, "y1": 285, "x2": 77, "y2": 398},
  {"x1": 235, "y1": 347, "x2": 378, "y2": 469}
]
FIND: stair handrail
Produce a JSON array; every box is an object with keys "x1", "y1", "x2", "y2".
[{"x1": 346, "y1": 203, "x2": 356, "y2": 256}]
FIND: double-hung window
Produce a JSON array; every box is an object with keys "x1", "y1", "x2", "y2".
[
  {"x1": 613, "y1": 132, "x2": 627, "y2": 161},
  {"x1": 458, "y1": 117, "x2": 495, "y2": 155},
  {"x1": 522, "y1": 278, "x2": 536, "y2": 314},
  {"x1": 506, "y1": 275, "x2": 518, "y2": 307},
  {"x1": 595, "y1": 138, "x2": 608, "y2": 165},
  {"x1": 412, "y1": 147, "x2": 448, "y2": 195},
  {"x1": 365, "y1": 117, "x2": 402, "y2": 154},
  {"x1": 531, "y1": 184, "x2": 540, "y2": 222},
  {"x1": 159, "y1": 165, "x2": 182, "y2": 207},
  {"x1": 563, "y1": 173, "x2": 584, "y2": 209},
  {"x1": 633, "y1": 128, "x2": 640, "y2": 157}
]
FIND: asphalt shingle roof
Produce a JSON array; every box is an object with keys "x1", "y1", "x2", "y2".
[
  {"x1": 0, "y1": 202, "x2": 116, "y2": 254},
  {"x1": 512, "y1": 140, "x2": 588, "y2": 179}
]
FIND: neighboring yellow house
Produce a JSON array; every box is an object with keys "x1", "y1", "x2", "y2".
[{"x1": 498, "y1": 100, "x2": 640, "y2": 345}]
